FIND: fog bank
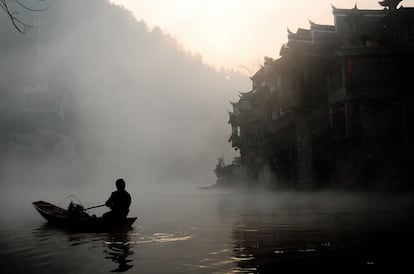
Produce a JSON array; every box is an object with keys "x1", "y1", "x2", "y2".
[{"x1": 0, "y1": 0, "x2": 250, "y2": 190}]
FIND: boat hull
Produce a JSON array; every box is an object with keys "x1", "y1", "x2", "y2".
[{"x1": 32, "y1": 201, "x2": 137, "y2": 231}]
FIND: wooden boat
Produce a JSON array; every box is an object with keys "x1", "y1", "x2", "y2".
[{"x1": 32, "y1": 200, "x2": 137, "y2": 230}]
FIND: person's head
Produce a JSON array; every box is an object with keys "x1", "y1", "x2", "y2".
[{"x1": 115, "y1": 178, "x2": 126, "y2": 190}]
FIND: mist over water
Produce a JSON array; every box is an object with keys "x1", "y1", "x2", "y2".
[
  {"x1": 1, "y1": 187, "x2": 414, "y2": 273},
  {"x1": 2, "y1": 1, "x2": 414, "y2": 273}
]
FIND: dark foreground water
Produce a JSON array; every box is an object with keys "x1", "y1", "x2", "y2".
[{"x1": 1, "y1": 189, "x2": 414, "y2": 273}]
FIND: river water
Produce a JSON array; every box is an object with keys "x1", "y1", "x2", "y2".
[{"x1": 1, "y1": 188, "x2": 413, "y2": 273}]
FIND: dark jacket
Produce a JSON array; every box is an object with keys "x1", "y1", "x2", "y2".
[{"x1": 105, "y1": 190, "x2": 131, "y2": 217}]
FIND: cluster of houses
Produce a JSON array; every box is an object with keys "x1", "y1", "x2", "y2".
[{"x1": 219, "y1": 1, "x2": 414, "y2": 189}]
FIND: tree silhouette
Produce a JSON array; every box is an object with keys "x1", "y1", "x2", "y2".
[{"x1": 0, "y1": 0, "x2": 48, "y2": 34}]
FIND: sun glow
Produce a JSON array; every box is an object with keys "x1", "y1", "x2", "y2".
[
  {"x1": 111, "y1": 0, "x2": 286, "y2": 71},
  {"x1": 111, "y1": 0, "x2": 414, "y2": 72}
]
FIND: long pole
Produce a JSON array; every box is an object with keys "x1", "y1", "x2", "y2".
[{"x1": 84, "y1": 204, "x2": 105, "y2": 210}]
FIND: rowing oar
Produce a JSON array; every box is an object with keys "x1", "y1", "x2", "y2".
[{"x1": 84, "y1": 204, "x2": 105, "y2": 210}]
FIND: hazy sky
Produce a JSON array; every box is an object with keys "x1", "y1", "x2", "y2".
[{"x1": 110, "y1": 0, "x2": 414, "y2": 73}]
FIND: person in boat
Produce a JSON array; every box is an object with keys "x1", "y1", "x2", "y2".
[{"x1": 102, "y1": 178, "x2": 131, "y2": 220}]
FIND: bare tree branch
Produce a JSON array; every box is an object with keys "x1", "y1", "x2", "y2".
[
  {"x1": 1, "y1": 0, "x2": 48, "y2": 34},
  {"x1": 15, "y1": 0, "x2": 48, "y2": 12}
]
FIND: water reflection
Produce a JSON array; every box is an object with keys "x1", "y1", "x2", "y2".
[
  {"x1": 231, "y1": 222, "x2": 339, "y2": 272},
  {"x1": 6, "y1": 191, "x2": 414, "y2": 273},
  {"x1": 228, "y1": 200, "x2": 414, "y2": 272},
  {"x1": 104, "y1": 232, "x2": 134, "y2": 272},
  {"x1": 32, "y1": 224, "x2": 135, "y2": 273}
]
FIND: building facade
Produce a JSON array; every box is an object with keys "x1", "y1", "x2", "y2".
[{"x1": 225, "y1": 2, "x2": 414, "y2": 189}]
